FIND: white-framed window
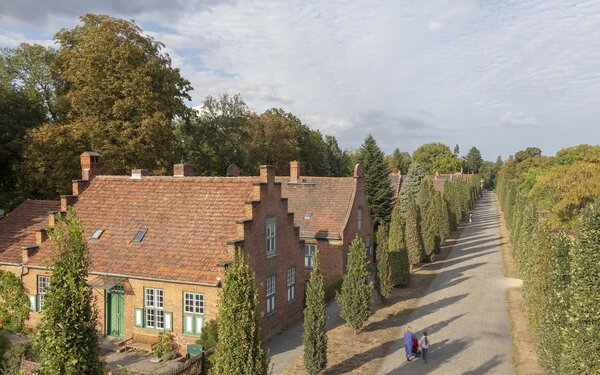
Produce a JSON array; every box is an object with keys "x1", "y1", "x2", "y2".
[
  {"x1": 287, "y1": 267, "x2": 296, "y2": 303},
  {"x1": 266, "y1": 276, "x2": 276, "y2": 314},
  {"x1": 37, "y1": 275, "x2": 51, "y2": 310},
  {"x1": 358, "y1": 207, "x2": 363, "y2": 230},
  {"x1": 183, "y1": 292, "x2": 204, "y2": 336},
  {"x1": 305, "y1": 244, "x2": 316, "y2": 269},
  {"x1": 365, "y1": 236, "x2": 371, "y2": 256},
  {"x1": 145, "y1": 288, "x2": 164, "y2": 329},
  {"x1": 266, "y1": 218, "x2": 277, "y2": 257}
]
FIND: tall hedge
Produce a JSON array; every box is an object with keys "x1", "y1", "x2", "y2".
[
  {"x1": 562, "y1": 200, "x2": 600, "y2": 374},
  {"x1": 303, "y1": 249, "x2": 327, "y2": 374},
  {"x1": 375, "y1": 224, "x2": 393, "y2": 301}
]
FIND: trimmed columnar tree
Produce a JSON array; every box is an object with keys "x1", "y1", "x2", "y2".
[
  {"x1": 303, "y1": 249, "x2": 328, "y2": 374},
  {"x1": 562, "y1": 200, "x2": 600, "y2": 374},
  {"x1": 405, "y1": 199, "x2": 425, "y2": 266},
  {"x1": 537, "y1": 232, "x2": 571, "y2": 375},
  {"x1": 357, "y1": 135, "x2": 393, "y2": 227},
  {"x1": 212, "y1": 249, "x2": 269, "y2": 375},
  {"x1": 375, "y1": 224, "x2": 393, "y2": 301},
  {"x1": 33, "y1": 208, "x2": 104, "y2": 375},
  {"x1": 397, "y1": 163, "x2": 425, "y2": 219},
  {"x1": 417, "y1": 179, "x2": 437, "y2": 260},
  {"x1": 388, "y1": 204, "x2": 410, "y2": 286},
  {"x1": 337, "y1": 237, "x2": 373, "y2": 333},
  {"x1": 0, "y1": 270, "x2": 29, "y2": 332}
]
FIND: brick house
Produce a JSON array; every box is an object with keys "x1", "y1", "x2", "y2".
[
  {"x1": 0, "y1": 152, "x2": 305, "y2": 350},
  {"x1": 389, "y1": 171, "x2": 403, "y2": 205},
  {"x1": 276, "y1": 161, "x2": 374, "y2": 278},
  {"x1": 432, "y1": 172, "x2": 474, "y2": 194}
]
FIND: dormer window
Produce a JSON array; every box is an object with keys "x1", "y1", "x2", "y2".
[
  {"x1": 91, "y1": 229, "x2": 104, "y2": 241},
  {"x1": 132, "y1": 229, "x2": 147, "y2": 243}
]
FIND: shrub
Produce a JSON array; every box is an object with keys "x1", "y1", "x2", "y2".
[
  {"x1": 0, "y1": 270, "x2": 30, "y2": 332},
  {"x1": 196, "y1": 319, "x2": 218, "y2": 351},
  {"x1": 154, "y1": 332, "x2": 176, "y2": 361}
]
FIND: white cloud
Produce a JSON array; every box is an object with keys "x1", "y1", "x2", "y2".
[
  {"x1": 499, "y1": 111, "x2": 538, "y2": 127},
  {"x1": 428, "y1": 21, "x2": 442, "y2": 31}
]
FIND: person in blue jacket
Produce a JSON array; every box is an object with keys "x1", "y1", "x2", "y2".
[{"x1": 404, "y1": 325, "x2": 418, "y2": 361}]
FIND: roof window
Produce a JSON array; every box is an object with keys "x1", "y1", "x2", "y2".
[
  {"x1": 304, "y1": 211, "x2": 312, "y2": 219},
  {"x1": 132, "y1": 229, "x2": 147, "y2": 243},
  {"x1": 90, "y1": 229, "x2": 104, "y2": 241}
]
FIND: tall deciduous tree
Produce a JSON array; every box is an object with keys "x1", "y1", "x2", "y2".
[
  {"x1": 375, "y1": 224, "x2": 393, "y2": 301},
  {"x1": 562, "y1": 200, "x2": 600, "y2": 374},
  {"x1": 385, "y1": 148, "x2": 411, "y2": 175},
  {"x1": 303, "y1": 249, "x2": 327, "y2": 374},
  {"x1": 0, "y1": 270, "x2": 29, "y2": 332},
  {"x1": 212, "y1": 249, "x2": 269, "y2": 375},
  {"x1": 33, "y1": 208, "x2": 104, "y2": 375},
  {"x1": 337, "y1": 237, "x2": 373, "y2": 333},
  {"x1": 357, "y1": 135, "x2": 392, "y2": 227},
  {"x1": 412, "y1": 143, "x2": 461, "y2": 175},
  {"x1": 464, "y1": 147, "x2": 483, "y2": 173}
]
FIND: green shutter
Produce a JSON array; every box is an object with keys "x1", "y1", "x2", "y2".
[
  {"x1": 195, "y1": 315, "x2": 204, "y2": 335},
  {"x1": 29, "y1": 294, "x2": 37, "y2": 312},
  {"x1": 135, "y1": 307, "x2": 144, "y2": 327},
  {"x1": 164, "y1": 311, "x2": 173, "y2": 332},
  {"x1": 183, "y1": 313, "x2": 194, "y2": 335}
]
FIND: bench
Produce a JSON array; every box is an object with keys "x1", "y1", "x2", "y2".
[{"x1": 124, "y1": 333, "x2": 159, "y2": 353}]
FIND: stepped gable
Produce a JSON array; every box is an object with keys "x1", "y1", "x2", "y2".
[
  {"x1": 277, "y1": 176, "x2": 356, "y2": 240},
  {"x1": 31, "y1": 175, "x2": 260, "y2": 284},
  {"x1": 0, "y1": 200, "x2": 59, "y2": 264}
]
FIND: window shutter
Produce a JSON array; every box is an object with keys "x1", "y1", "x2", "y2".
[
  {"x1": 135, "y1": 308, "x2": 144, "y2": 327},
  {"x1": 184, "y1": 314, "x2": 194, "y2": 334},
  {"x1": 164, "y1": 311, "x2": 173, "y2": 332},
  {"x1": 29, "y1": 294, "x2": 37, "y2": 312},
  {"x1": 195, "y1": 315, "x2": 204, "y2": 335}
]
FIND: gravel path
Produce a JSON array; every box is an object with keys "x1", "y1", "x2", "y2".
[{"x1": 377, "y1": 191, "x2": 515, "y2": 375}]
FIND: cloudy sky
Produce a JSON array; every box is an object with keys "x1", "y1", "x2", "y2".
[{"x1": 1, "y1": 0, "x2": 599, "y2": 160}]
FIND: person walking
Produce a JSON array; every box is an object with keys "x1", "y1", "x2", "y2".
[
  {"x1": 420, "y1": 331, "x2": 430, "y2": 364},
  {"x1": 403, "y1": 326, "x2": 417, "y2": 361}
]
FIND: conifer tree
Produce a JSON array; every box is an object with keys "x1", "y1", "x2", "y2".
[
  {"x1": 337, "y1": 237, "x2": 373, "y2": 333},
  {"x1": 303, "y1": 249, "x2": 327, "y2": 374},
  {"x1": 417, "y1": 179, "x2": 437, "y2": 260},
  {"x1": 357, "y1": 135, "x2": 393, "y2": 227},
  {"x1": 33, "y1": 208, "x2": 104, "y2": 375},
  {"x1": 562, "y1": 200, "x2": 600, "y2": 374},
  {"x1": 212, "y1": 249, "x2": 269, "y2": 375},
  {"x1": 388, "y1": 203, "x2": 411, "y2": 286},
  {"x1": 398, "y1": 163, "x2": 426, "y2": 218},
  {"x1": 434, "y1": 191, "x2": 449, "y2": 244},
  {"x1": 405, "y1": 199, "x2": 425, "y2": 265},
  {"x1": 537, "y1": 232, "x2": 571, "y2": 375},
  {"x1": 375, "y1": 224, "x2": 393, "y2": 301}
]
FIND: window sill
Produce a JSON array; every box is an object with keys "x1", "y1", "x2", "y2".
[
  {"x1": 266, "y1": 252, "x2": 277, "y2": 259},
  {"x1": 266, "y1": 310, "x2": 277, "y2": 317},
  {"x1": 287, "y1": 299, "x2": 296, "y2": 304}
]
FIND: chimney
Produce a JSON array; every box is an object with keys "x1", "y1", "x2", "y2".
[
  {"x1": 226, "y1": 164, "x2": 240, "y2": 177},
  {"x1": 290, "y1": 161, "x2": 304, "y2": 183},
  {"x1": 48, "y1": 211, "x2": 59, "y2": 227},
  {"x1": 60, "y1": 195, "x2": 78, "y2": 211},
  {"x1": 21, "y1": 246, "x2": 38, "y2": 264},
  {"x1": 80, "y1": 152, "x2": 101, "y2": 180},
  {"x1": 259, "y1": 165, "x2": 274, "y2": 184},
  {"x1": 353, "y1": 164, "x2": 363, "y2": 178},
  {"x1": 174, "y1": 164, "x2": 193, "y2": 177},
  {"x1": 131, "y1": 169, "x2": 148, "y2": 179},
  {"x1": 35, "y1": 229, "x2": 47, "y2": 244}
]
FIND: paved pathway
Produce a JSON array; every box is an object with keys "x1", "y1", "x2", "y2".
[{"x1": 378, "y1": 191, "x2": 515, "y2": 375}]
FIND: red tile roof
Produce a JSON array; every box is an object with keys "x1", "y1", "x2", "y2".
[
  {"x1": 0, "y1": 199, "x2": 59, "y2": 264},
  {"x1": 32, "y1": 176, "x2": 261, "y2": 284},
  {"x1": 277, "y1": 176, "x2": 356, "y2": 240}
]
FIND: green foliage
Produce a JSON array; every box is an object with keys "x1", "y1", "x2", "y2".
[
  {"x1": 405, "y1": 199, "x2": 424, "y2": 265},
  {"x1": 417, "y1": 179, "x2": 437, "y2": 260},
  {"x1": 562, "y1": 200, "x2": 600, "y2": 374},
  {"x1": 0, "y1": 270, "x2": 29, "y2": 332},
  {"x1": 537, "y1": 232, "x2": 571, "y2": 374},
  {"x1": 387, "y1": 203, "x2": 410, "y2": 286},
  {"x1": 303, "y1": 249, "x2": 327, "y2": 374},
  {"x1": 196, "y1": 319, "x2": 219, "y2": 351},
  {"x1": 212, "y1": 249, "x2": 269, "y2": 375},
  {"x1": 153, "y1": 332, "x2": 176, "y2": 361},
  {"x1": 514, "y1": 147, "x2": 542, "y2": 163},
  {"x1": 323, "y1": 276, "x2": 344, "y2": 303},
  {"x1": 433, "y1": 191, "x2": 449, "y2": 243},
  {"x1": 324, "y1": 136, "x2": 351, "y2": 177},
  {"x1": 337, "y1": 237, "x2": 373, "y2": 332},
  {"x1": 412, "y1": 142, "x2": 461, "y2": 175},
  {"x1": 357, "y1": 135, "x2": 393, "y2": 227},
  {"x1": 385, "y1": 148, "x2": 411, "y2": 174},
  {"x1": 397, "y1": 164, "x2": 426, "y2": 219},
  {"x1": 464, "y1": 147, "x2": 483, "y2": 173},
  {"x1": 375, "y1": 224, "x2": 393, "y2": 301},
  {"x1": 33, "y1": 208, "x2": 104, "y2": 375},
  {"x1": 1, "y1": 339, "x2": 36, "y2": 375}
]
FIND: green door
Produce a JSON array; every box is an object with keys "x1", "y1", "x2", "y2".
[{"x1": 106, "y1": 289, "x2": 125, "y2": 337}]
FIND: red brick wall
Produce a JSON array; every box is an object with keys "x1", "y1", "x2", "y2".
[
  {"x1": 302, "y1": 239, "x2": 344, "y2": 279},
  {"x1": 242, "y1": 181, "x2": 305, "y2": 339}
]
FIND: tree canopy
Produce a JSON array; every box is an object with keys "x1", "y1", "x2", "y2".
[
  {"x1": 464, "y1": 146, "x2": 483, "y2": 173},
  {"x1": 412, "y1": 142, "x2": 461, "y2": 175}
]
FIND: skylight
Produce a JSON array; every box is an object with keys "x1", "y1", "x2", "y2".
[
  {"x1": 132, "y1": 229, "x2": 147, "y2": 243},
  {"x1": 91, "y1": 229, "x2": 104, "y2": 241}
]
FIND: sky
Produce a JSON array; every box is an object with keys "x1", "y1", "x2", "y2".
[{"x1": 1, "y1": 0, "x2": 600, "y2": 160}]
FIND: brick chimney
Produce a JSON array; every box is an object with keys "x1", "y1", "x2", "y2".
[
  {"x1": 174, "y1": 164, "x2": 193, "y2": 177},
  {"x1": 290, "y1": 161, "x2": 304, "y2": 183},
  {"x1": 131, "y1": 169, "x2": 148, "y2": 179},
  {"x1": 21, "y1": 246, "x2": 38, "y2": 264},
  {"x1": 226, "y1": 164, "x2": 240, "y2": 177},
  {"x1": 80, "y1": 152, "x2": 101, "y2": 180},
  {"x1": 35, "y1": 229, "x2": 47, "y2": 244},
  {"x1": 259, "y1": 165, "x2": 274, "y2": 184}
]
